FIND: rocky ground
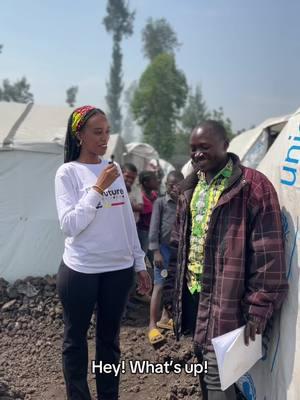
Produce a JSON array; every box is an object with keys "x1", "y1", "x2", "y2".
[{"x1": 0, "y1": 276, "x2": 202, "y2": 400}]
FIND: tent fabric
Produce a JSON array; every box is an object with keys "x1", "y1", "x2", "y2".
[
  {"x1": 0, "y1": 102, "x2": 29, "y2": 146},
  {"x1": 124, "y1": 142, "x2": 159, "y2": 172},
  {"x1": 0, "y1": 102, "x2": 126, "y2": 282},
  {"x1": 228, "y1": 114, "x2": 290, "y2": 162},
  {"x1": 181, "y1": 159, "x2": 193, "y2": 178},
  {"x1": 0, "y1": 102, "x2": 125, "y2": 161}
]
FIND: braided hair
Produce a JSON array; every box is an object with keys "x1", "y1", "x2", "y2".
[{"x1": 64, "y1": 107, "x2": 106, "y2": 163}]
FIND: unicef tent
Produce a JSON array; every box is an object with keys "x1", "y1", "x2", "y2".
[
  {"x1": 234, "y1": 108, "x2": 300, "y2": 400},
  {"x1": 0, "y1": 102, "x2": 125, "y2": 282},
  {"x1": 228, "y1": 114, "x2": 290, "y2": 168}
]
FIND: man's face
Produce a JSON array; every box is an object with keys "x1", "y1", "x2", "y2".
[
  {"x1": 190, "y1": 127, "x2": 228, "y2": 173},
  {"x1": 123, "y1": 169, "x2": 137, "y2": 190}
]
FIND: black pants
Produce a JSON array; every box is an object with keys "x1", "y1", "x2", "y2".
[
  {"x1": 57, "y1": 261, "x2": 134, "y2": 400},
  {"x1": 182, "y1": 284, "x2": 237, "y2": 400}
]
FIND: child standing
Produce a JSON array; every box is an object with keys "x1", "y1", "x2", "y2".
[
  {"x1": 136, "y1": 171, "x2": 159, "y2": 254},
  {"x1": 148, "y1": 171, "x2": 184, "y2": 344}
]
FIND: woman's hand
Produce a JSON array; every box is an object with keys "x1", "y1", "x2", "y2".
[
  {"x1": 96, "y1": 163, "x2": 120, "y2": 190},
  {"x1": 136, "y1": 270, "x2": 152, "y2": 295}
]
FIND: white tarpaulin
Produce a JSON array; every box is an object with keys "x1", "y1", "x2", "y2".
[
  {"x1": 228, "y1": 114, "x2": 290, "y2": 165},
  {"x1": 124, "y1": 142, "x2": 159, "y2": 172},
  {"x1": 0, "y1": 102, "x2": 126, "y2": 282},
  {"x1": 236, "y1": 108, "x2": 300, "y2": 400},
  {"x1": 124, "y1": 142, "x2": 175, "y2": 193}
]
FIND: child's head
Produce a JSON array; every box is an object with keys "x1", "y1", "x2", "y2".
[
  {"x1": 122, "y1": 163, "x2": 138, "y2": 191},
  {"x1": 139, "y1": 171, "x2": 159, "y2": 192},
  {"x1": 166, "y1": 171, "x2": 184, "y2": 199}
]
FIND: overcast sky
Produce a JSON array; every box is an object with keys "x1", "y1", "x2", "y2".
[{"x1": 1, "y1": 0, "x2": 299, "y2": 131}]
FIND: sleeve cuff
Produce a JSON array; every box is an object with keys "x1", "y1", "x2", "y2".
[
  {"x1": 82, "y1": 188, "x2": 102, "y2": 208},
  {"x1": 134, "y1": 263, "x2": 146, "y2": 272},
  {"x1": 148, "y1": 242, "x2": 159, "y2": 251}
]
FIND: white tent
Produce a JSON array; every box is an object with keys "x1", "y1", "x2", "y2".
[
  {"x1": 0, "y1": 102, "x2": 126, "y2": 282},
  {"x1": 124, "y1": 142, "x2": 176, "y2": 192},
  {"x1": 231, "y1": 107, "x2": 300, "y2": 400},
  {"x1": 124, "y1": 142, "x2": 159, "y2": 172},
  {"x1": 228, "y1": 114, "x2": 290, "y2": 168}
]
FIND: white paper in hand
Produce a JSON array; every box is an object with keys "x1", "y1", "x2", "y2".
[{"x1": 212, "y1": 325, "x2": 262, "y2": 391}]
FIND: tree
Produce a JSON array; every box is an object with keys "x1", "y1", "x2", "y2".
[
  {"x1": 131, "y1": 53, "x2": 188, "y2": 159},
  {"x1": 123, "y1": 81, "x2": 138, "y2": 143},
  {"x1": 210, "y1": 106, "x2": 234, "y2": 139},
  {"x1": 66, "y1": 86, "x2": 78, "y2": 108},
  {"x1": 181, "y1": 85, "x2": 209, "y2": 134},
  {"x1": 0, "y1": 44, "x2": 3, "y2": 54},
  {"x1": 0, "y1": 77, "x2": 34, "y2": 103},
  {"x1": 103, "y1": 0, "x2": 135, "y2": 133},
  {"x1": 142, "y1": 18, "x2": 180, "y2": 62}
]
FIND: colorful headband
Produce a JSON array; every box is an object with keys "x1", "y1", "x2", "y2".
[{"x1": 71, "y1": 105, "x2": 97, "y2": 136}]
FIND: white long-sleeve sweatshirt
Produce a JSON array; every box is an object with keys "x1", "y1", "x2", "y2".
[{"x1": 54, "y1": 160, "x2": 146, "y2": 274}]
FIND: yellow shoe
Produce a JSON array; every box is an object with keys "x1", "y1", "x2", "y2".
[
  {"x1": 148, "y1": 328, "x2": 165, "y2": 345},
  {"x1": 156, "y1": 319, "x2": 173, "y2": 331}
]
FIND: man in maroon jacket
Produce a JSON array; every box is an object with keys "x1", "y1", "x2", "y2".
[{"x1": 163, "y1": 120, "x2": 288, "y2": 400}]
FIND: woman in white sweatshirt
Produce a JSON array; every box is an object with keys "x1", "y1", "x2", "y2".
[{"x1": 55, "y1": 105, "x2": 151, "y2": 400}]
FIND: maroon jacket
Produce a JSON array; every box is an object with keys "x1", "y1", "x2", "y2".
[{"x1": 164, "y1": 153, "x2": 288, "y2": 350}]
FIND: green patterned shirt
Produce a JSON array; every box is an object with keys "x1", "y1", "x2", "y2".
[{"x1": 187, "y1": 159, "x2": 233, "y2": 294}]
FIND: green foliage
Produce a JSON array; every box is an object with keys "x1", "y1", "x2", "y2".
[
  {"x1": 0, "y1": 77, "x2": 34, "y2": 103},
  {"x1": 142, "y1": 18, "x2": 180, "y2": 61},
  {"x1": 210, "y1": 106, "x2": 234, "y2": 140},
  {"x1": 131, "y1": 53, "x2": 188, "y2": 159},
  {"x1": 181, "y1": 85, "x2": 209, "y2": 134},
  {"x1": 66, "y1": 86, "x2": 78, "y2": 108},
  {"x1": 106, "y1": 41, "x2": 123, "y2": 133},
  {"x1": 123, "y1": 81, "x2": 138, "y2": 143},
  {"x1": 171, "y1": 87, "x2": 234, "y2": 166},
  {"x1": 103, "y1": 0, "x2": 135, "y2": 41},
  {"x1": 103, "y1": 0, "x2": 135, "y2": 133}
]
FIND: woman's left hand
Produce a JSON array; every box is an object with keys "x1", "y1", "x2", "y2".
[{"x1": 136, "y1": 270, "x2": 152, "y2": 295}]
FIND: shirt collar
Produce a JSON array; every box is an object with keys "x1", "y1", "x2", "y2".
[{"x1": 165, "y1": 193, "x2": 175, "y2": 203}]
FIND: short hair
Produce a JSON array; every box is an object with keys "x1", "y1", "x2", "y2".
[
  {"x1": 195, "y1": 120, "x2": 228, "y2": 142},
  {"x1": 139, "y1": 170, "x2": 156, "y2": 186},
  {"x1": 167, "y1": 170, "x2": 184, "y2": 181},
  {"x1": 122, "y1": 163, "x2": 138, "y2": 174}
]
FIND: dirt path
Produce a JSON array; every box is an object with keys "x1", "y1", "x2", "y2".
[{"x1": 1, "y1": 296, "x2": 202, "y2": 400}]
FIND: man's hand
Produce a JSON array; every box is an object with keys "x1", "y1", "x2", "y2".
[
  {"x1": 244, "y1": 316, "x2": 266, "y2": 346},
  {"x1": 153, "y1": 250, "x2": 164, "y2": 269},
  {"x1": 136, "y1": 270, "x2": 152, "y2": 295}
]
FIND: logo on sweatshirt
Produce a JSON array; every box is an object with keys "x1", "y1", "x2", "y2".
[{"x1": 86, "y1": 186, "x2": 126, "y2": 209}]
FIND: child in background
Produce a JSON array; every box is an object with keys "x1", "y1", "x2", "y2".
[
  {"x1": 148, "y1": 171, "x2": 184, "y2": 345},
  {"x1": 137, "y1": 171, "x2": 159, "y2": 254},
  {"x1": 122, "y1": 163, "x2": 143, "y2": 223}
]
